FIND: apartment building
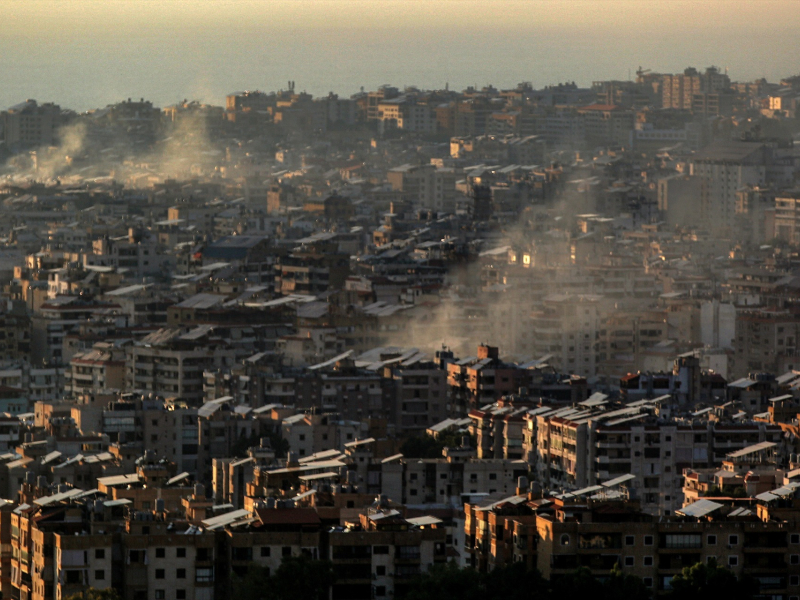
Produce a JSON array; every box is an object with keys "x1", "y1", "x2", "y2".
[
  {"x1": 380, "y1": 453, "x2": 528, "y2": 507},
  {"x1": 445, "y1": 345, "x2": 531, "y2": 416},
  {"x1": 576, "y1": 104, "x2": 634, "y2": 148},
  {"x1": 536, "y1": 495, "x2": 800, "y2": 594},
  {"x1": 466, "y1": 477, "x2": 800, "y2": 599},
  {"x1": 732, "y1": 309, "x2": 800, "y2": 378},
  {"x1": 31, "y1": 296, "x2": 116, "y2": 366},
  {"x1": 281, "y1": 410, "x2": 366, "y2": 458},
  {"x1": 661, "y1": 69, "x2": 702, "y2": 110},
  {"x1": 328, "y1": 509, "x2": 447, "y2": 600},
  {"x1": 691, "y1": 141, "x2": 768, "y2": 234},
  {"x1": 0, "y1": 362, "x2": 65, "y2": 403},
  {"x1": 385, "y1": 358, "x2": 448, "y2": 437},
  {"x1": 468, "y1": 397, "x2": 534, "y2": 460},
  {"x1": 682, "y1": 444, "x2": 783, "y2": 505},
  {"x1": 528, "y1": 294, "x2": 601, "y2": 376},
  {"x1": 84, "y1": 231, "x2": 172, "y2": 278},
  {"x1": 126, "y1": 328, "x2": 236, "y2": 404},
  {"x1": 65, "y1": 343, "x2": 126, "y2": 398},
  {"x1": 773, "y1": 190, "x2": 800, "y2": 245},
  {"x1": 387, "y1": 164, "x2": 460, "y2": 211},
  {"x1": 0, "y1": 99, "x2": 63, "y2": 149},
  {"x1": 532, "y1": 403, "x2": 782, "y2": 516}
]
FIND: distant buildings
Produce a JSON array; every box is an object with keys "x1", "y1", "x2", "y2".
[
  {"x1": 1, "y1": 65, "x2": 800, "y2": 599},
  {"x1": 0, "y1": 99, "x2": 63, "y2": 150}
]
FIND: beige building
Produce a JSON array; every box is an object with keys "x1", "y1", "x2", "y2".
[
  {"x1": 65, "y1": 343, "x2": 126, "y2": 398},
  {"x1": 1, "y1": 99, "x2": 63, "y2": 149}
]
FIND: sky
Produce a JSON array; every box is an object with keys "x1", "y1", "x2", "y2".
[{"x1": 1, "y1": 0, "x2": 799, "y2": 111}]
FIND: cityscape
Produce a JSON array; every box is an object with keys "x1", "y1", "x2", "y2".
[{"x1": 4, "y1": 7, "x2": 800, "y2": 599}]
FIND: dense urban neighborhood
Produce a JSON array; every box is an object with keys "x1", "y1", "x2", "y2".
[{"x1": 2, "y1": 67, "x2": 800, "y2": 599}]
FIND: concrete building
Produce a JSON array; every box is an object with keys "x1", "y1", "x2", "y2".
[
  {"x1": 691, "y1": 141, "x2": 768, "y2": 235},
  {"x1": 0, "y1": 99, "x2": 63, "y2": 149},
  {"x1": 126, "y1": 328, "x2": 236, "y2": 405},
  {"x1": 532, "y1": 404, "x2": 782, "y2": 516}
]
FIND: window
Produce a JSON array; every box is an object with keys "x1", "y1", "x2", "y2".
[
  {"x1": 791, "y1": 575, "x2": 799, "y2": 586},
  {"x1": 664, "y1": 534, "x2": 701, "y2": 549},
  {"x1": 375, "y1": 586, "x2": 386, "y2": 597},
  {"x1": 440, "y1": 473, "x2": 447, "y2": 480},
  {"x1": 196, "y1": 567, "x2": 214, "y2": 583},
  {"x1": 643, "y1": 556, "x2": 653, "y2": 567},
  {"x1": 489, "y1": 473, "x2": 497, "y2": 480},
  {"x1": 792, "y1": 555, "x2": 800, "y2": 566},
  {"x1": 176, "y1": 591, "x2": 186, "y2": 600},
  {"x1": 155, "y1": 591, "x2": 165, "y2": 600},
  {"x1": 95, "y1": 570, "x2": 105, "y2": 580},
  {"x1": 397, "y1": 546, "x2": 420, "y2": 560},
  {"x1": 232, "y1": 547, "x2": 253, "y2": 562},
  {"x1": 706, "y1": 556, "x2": 716, "y2": 565},
  {"x1": 95, "y1": 549, "x2": 105, "y2": 559},
  {"x1": 176, "y1": 547, "x2": 186, "y2": 558},
  {"x1": 624, "y1": 556, "x2": 634, "y2": 567},
  {"x1": 792, "y1": 534, "x2": 800, "y2": 545},
  {"x1": 728, "y1": 535, "x2": 739, "y2": 546},
  {"x1": 707, "y1": 535, "x2": 717, "y2": 545},
  {"x1": 644, "y1": 535, "x2": 653, "y2": 546},
  {"x1": 373, "y1": 546, "x2": 389, "y2": 555},
  {"x1": 560, "y1": 534, "x2": 570, "y2": 546},
  {"x1": 261, "y1": 546, "x2": 271, "y2": 557},
  {"x1": 177, "y1": 568, "x2": 186, "y2": 579},
  {"x1": 282, "y1": 546, "x2": 292, "y2": 557},
  {"x1": 376, "y1": 566, "x2": 386, "y2": 576},
  {"x1": 624, "y1": 535, "x2": 634, "y2": 546},
  {"x1": 728, "y1": 556, "x2": 738, "y2": 567},
  {"x1": 410, "y1": 489, "x2": 418, "y2": 496},
  {"x1": 155, "y1": 569, "x2": 165, "y2": 579},
  {"x1": 155, "y1": 548, "x2": 165, "y2": 558},
  {"x1": 643, "y1": 578, "x2": 653, "y2": 588}
]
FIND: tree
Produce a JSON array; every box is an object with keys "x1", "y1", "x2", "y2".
[
  {"x1": 604, "y1": 563, "x2": 651, "y2": 600},
  {"x1": 485, "y1": 561, "x2": 549, "y2": 600},
  {"x1": 232, "y1": 563, "x2": 272, "y2": 600},
  {"x1": 401, "y1": 561, "x2": 550, "y2": 600},
  {"x1": 550, "y1": 565, "x2": 652, "y2": 600},
  {"x1": 401, "y1": 562, "x2": 487, "y2": 600},
  {"x1": 551, "y1": 566, "x2": 598, "y2": 600},
  {"x1": 268, "y1": 555, "x2": 336, "y2": 600},
  {"x1": 668, "y1": 558, "x2": 757, "y2": 600},
  {"x1": 64, "y1": 589, "x2": 122, "y2": 600},
  {"x1": 234, "y1": 556, "x2": 336, "y2": 600}
]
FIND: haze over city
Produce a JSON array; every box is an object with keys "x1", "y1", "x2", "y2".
[
  {"x1": 3, "y1": 0, "x2": 800, "y2": 111},
  {"x1": 4, "y1": 2, "x2": 800, "y2": 600}
]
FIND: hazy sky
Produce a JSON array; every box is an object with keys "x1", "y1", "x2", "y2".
[{"x1": 2, "y1": 0, "x2": 799, "y2": 111}]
